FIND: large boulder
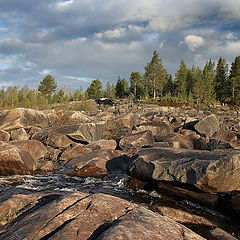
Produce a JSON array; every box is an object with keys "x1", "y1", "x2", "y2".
[
  {"x1": 86, "y1": 139, "x2": 117, "y2": 150},
  {"x1": 128, "y1": 148, "x2": 240, "y2": 192},
  {"x1": 136, "y1": 121, "x2": 174, "y2": 136},
  {"x1": 193, "y1": 114, "x2": 220, "y2": 137},
  {"x1": 119, "y1": 130, "x2": 155, "y2": 153},
  {"x1": 11, "y1": 140, "x2": 48, "y2": 162},
  {"x1": 65, "y1": 149, "x2": 130, "y2": 177},
  {"x1": 0, "y1": 192, "x2": 205, "y2": 240},
  {"x1": 0, "y1": 142, "x2": 35, "y2": 175},
  {"x1": 32, "y1": 123, "x2": 105, "y2": 146},
  {"x1": 0, "y1": 108, "x2": 50, "y2": 131},
  {"x1": 10, "y1": 128, "x2": 29, "y2": 141},
  {"x1": 103, "y1": 113, "x2": 135, "y2": 140},
  {"x1": 60, "y1": 145, "x2": 92, "y2": 162},
  {"x1": 0, "y1": 130, "x2": 10, "y2": 142}
]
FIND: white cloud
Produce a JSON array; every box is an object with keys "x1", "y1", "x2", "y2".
[{"x1": 184, "y1": 35, "x2": 205, "y2": 51}]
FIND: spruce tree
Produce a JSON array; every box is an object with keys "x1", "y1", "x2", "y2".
[
  {"x1": 129, "y1": 72, "x2": 146, "y2": 101},
  {"x1": 175, "y1": 59, "x2": 188, "y2": 101},
  {"x1": 115, "y1": 76, "x2": 129, "y2": 98},
  {"x1": 229, "y1": 56, "x2": 240, "y2": 103},
  {"x1": 202, "y1": 60, "x2": 215, "y2": 104},
  {"x1": 144, "y1": 50, "x2": 167, "y2": 99},
  {"x1": 214, "y1": 57, "x2": 230, "y2": 104}
]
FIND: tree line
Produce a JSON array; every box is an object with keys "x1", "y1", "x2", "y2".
[{"x1": 0, "y1": 51, "x2": 239, "y2": 109}]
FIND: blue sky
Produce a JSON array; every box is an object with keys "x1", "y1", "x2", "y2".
[{"x1": 0, "y1": 0, "x2": 240, "y2": 91}]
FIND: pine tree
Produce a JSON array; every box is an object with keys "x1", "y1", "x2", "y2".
[
  {"x1": 38, "y1": 75, "x2": 57, "y2": 100},
  {"x1": 85, "y1": 79, "x2": 104, "y2": 99},
  {"x1": 144, "y1": 50, "x2": 167, "y2": 99},
  {"x1": 214, "y1": 57, "x2": 230, "y2": 104},
  {"x1": 229, "y1": 56, "x2": 240, "y2": 103},
  {"x1": 175, "y1": 59, "x2": 188, "y2": 101}
]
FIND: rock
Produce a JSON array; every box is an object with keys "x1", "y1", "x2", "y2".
[
  {"x1": 65, "y1": 149, "x2": 130, "y2": 177},
  {"x1": 10, "y1": 128, "x2": 29, "y2": 140},
  {"x1": 0, "y1": 192, "x2": 205, "y2": 240},
  {"x1": 45, "y1": 147, "x2": 62, "y2": 162},
  {"x1": 50, "y1": 110, "x2": 94, "y2": 126},
  {"x1": 32, "y1": 123, "x2": 105, "y2": 145},
  {"x1": 136, "y1": 121, "x2": 174, "y2": 136},
  {"x1": 194, "y1": 114, "x2": 219, "y2": 137},
  {"x1": 0, "y1": 130, "x2": 10, "y2": 142},
  {"x1": 0, "y1": 108, "x2": 50, "y2": 131},
  {"x1": 0, "y1": 142, "x2": 35, "y2": 175},
  {"x1": 96, "y1": 207, "x2": 205, "y2": 240},
  {"x1": 207, "y1": 227, "x2": 238, "y2": 240},
  {"x1": 128, "y1": 148, "x2": 240, "y2": 192},
  {"x1": 207, "y1": 139, "x2": 233, "y2": 150},
  {"x1": 86, "y1": 139, "x2": 117, "y2": 150},
  {"x1": 60, "y1": 145, "x2": 92, "y2": 162},
  {"x1": 11, "y1": 140, "x2": 47, "y2": 162},
  {"x1": 119, "y1": 130, "x2": 155, "y2": 153},
  {"x1": 35, "y1": 161, "x2": 57, "y2": 174},
  {"x1": 103, "y1": 113, "x2": 135, "y2": 140}
]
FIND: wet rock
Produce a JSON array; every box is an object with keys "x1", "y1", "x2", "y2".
[
  {"x1": 194, "y1": 114, "x2": 219, "y2": 137},
  {"x1": 11, "y1": 140, "x2": 47, "y2": 162},
  {"x1": 0, "y1": 108, "x2": 50, "y2": 131},
  {"x1": 0, "y1": 130, "x2": 10, "y2": 142},
  {"x1": 0, "y1": 192, "x2": 205, "y2": 240},
  {"x1": 10, "y1": 128, "x2": 29, "y2": 140},
  {"x1": 0, "y1": 142, "x2": 35, "y2": 175},
  {"x1": 119, "y1": 130, "x2": 155, "y2": 153},
  {"x1": 103, "y1": 113, "x2": 135, "y2": 140},
  {"x1": 65, "y1": 149, "x2": 130, "y2": 177},
  {"x1": 128, "y1": 148, "x2": 240, "y2": 192},
  {"x1": 32, "y1": 123, "x2": 105, "y2": 145},
  {"x1": 60, "y1": 144, "x2": 92, "y2": 162},
  {"x1": 86, "y1": 139, "x2": 117, "y2": 150}
]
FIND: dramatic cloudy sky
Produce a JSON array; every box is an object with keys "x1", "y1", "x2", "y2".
[{"x1": 0, "y1": 0, "x2": 240, "y2": 90}]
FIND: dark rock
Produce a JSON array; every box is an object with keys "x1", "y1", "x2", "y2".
[
  {"x1": 128, "y1": 148, "x2": 240, "y2": 192},
  {"x1": 0, "y1": 130, "x2": 10, "y2": 142}
]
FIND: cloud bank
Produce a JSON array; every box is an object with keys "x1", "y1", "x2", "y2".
[{"x1": 0, "y1": 0, "x2": 239, "y2": 90}]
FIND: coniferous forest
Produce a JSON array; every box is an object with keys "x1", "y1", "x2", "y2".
[{"x1": 0, "y1": 51, "x2": 240, "y2": 109}]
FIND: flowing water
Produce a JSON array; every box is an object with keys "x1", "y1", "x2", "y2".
[{"x1": 0, "y1": 173, "x2": 239, "y2": 239}]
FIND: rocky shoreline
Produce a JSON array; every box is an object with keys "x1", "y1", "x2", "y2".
[{"x1": 0, "y1": 100, "x2": 240, "y2": 239}]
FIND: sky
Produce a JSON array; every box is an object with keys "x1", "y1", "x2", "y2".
[{"x1": 0, "y1": 0, "x2": 240, "y2": 91}]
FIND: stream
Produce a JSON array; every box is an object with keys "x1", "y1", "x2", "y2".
[{"x1": 0, "y1": 173, "x2": 239, "y2": 239}]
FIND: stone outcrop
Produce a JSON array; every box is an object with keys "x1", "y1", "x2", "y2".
[
  {"x1": 0, "y1": 192, "x2": 205, "y2": 240},
  {"x1": 128, "y1": 147, "x2": 240, "y2": 192},
  {"x1": 10, "y1": 128, "x2": 29, "y2": 141},
  {"x1": 65, "y1": 149, "x2": 130, "y2": 177}
]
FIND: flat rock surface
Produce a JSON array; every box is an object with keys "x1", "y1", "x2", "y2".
[{"x1": 0, "y1": 192, "x2": 205, "y2": 240}]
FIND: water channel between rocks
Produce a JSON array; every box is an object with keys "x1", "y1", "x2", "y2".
[{"x1": 0, "y1": 173, "x2": 239, "y2": 239}]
